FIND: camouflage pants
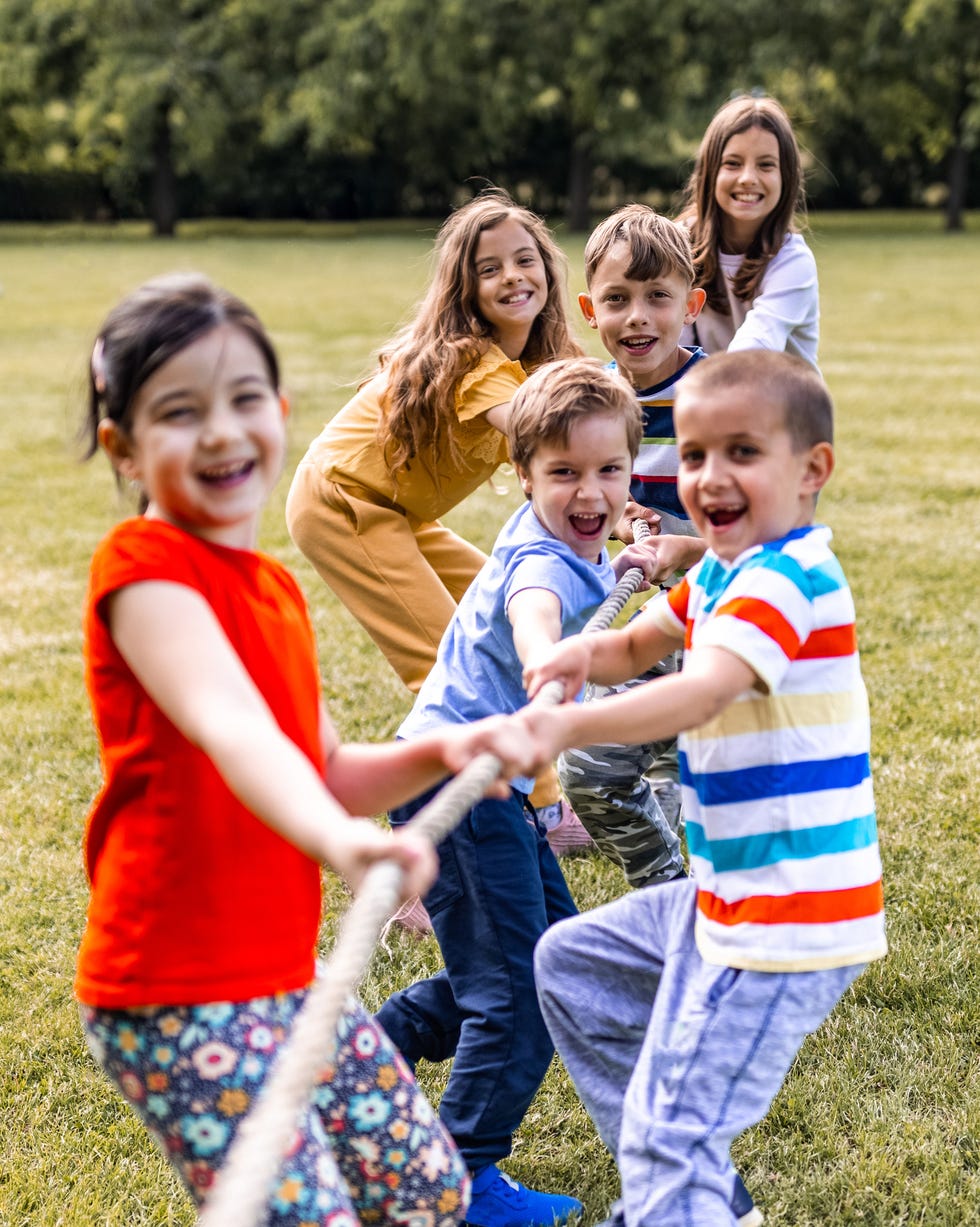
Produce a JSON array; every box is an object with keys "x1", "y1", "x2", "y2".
[{"x1": 558, "y1": 650, "x2": 686, "y2": 888}]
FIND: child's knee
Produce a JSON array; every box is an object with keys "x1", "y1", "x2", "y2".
[{"x1": 533, "y1": 914, "x2": 577, "y2": 986}]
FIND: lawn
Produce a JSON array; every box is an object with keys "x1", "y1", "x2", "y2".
[{"x1": 0, "y1": 212, "x2": 978, "y2": 1225}]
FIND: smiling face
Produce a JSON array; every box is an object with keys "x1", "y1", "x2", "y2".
[
  {"x1": 714, "y1": 125, "x2": 783, "y2": 253},
  {"x1": 98, "y1": 324, "x2": 286, "y2": 550},
  {"x1": 474, "y1": 217, "x2": 549, "y2": 359},
  {"x1": 517, "y1": 412, "x2": 633, "y2": 562},
  {"x1": 675, "y1": 384, "x2": 831, "y2": 562},
  {"x1": 580, "y1": 242, "x2": 704, "y2": 389}
]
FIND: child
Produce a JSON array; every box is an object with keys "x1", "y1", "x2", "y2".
[
  {"x1": 76, "y1": 272, "x2": 541, "y2": 1224},
  {"x1": 560, "y1": 205, "x2": 708, "y2": 886},
  {"x1": 375, "y1": 357, "x2": 663, "y2": 1227},
  {"x1": 286, "y1": 187, "x2": 582, "y2": 697},
  {"x1": 520, "y1": 351, "x2": 887, "y2": 1226},
  {"x1": 677, "y1": 94, "x2": 820, "y2": 367},
  {"x1": 286, "y1": 187, "x2": 585, "y2": 873}
]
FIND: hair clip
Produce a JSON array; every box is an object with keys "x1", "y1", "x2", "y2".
[{"x1": 91, "y1": 336, "x2": 107, "y2": 395}]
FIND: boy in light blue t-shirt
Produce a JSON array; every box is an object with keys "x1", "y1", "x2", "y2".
[{"x1": 376, "y1": 356, "x2": 661, "y2": 1227}]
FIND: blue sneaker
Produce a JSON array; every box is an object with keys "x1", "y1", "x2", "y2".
[
  {"x1": 466, "y1": 1164, "x2": 582, "y2": 1227},
  {"x1": 732, "y1": 1172, "x2": 763, "y2": 1226}
]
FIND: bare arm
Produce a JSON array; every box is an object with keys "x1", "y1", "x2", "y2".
[
  {"x1": 506, "y1": 586, "x2": 564, "y2": 672},
  {"x1": 519, "y1": 645, "x2": 757, "y2": 760},
  {"x1": 524, "y1": 606, "x2": 684, "y2": 700},
  {"x1": 483, "y1": 401, "x2": 511, "y2": 432},
  {"x1": 319, "y1": 702, "x2": 540, "y2": 814}
]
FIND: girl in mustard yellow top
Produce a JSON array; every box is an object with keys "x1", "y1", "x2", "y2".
[{"x1": 286, "y1": 188, "x2": 583, "y2": 696}]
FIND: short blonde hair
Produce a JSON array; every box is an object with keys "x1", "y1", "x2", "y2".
[
  {"x1": 583, "y1": 204, "x2": 695, "y2": 289},
  {"x1": 507, "y1": 356, "x2": 642, "y2": 473}
]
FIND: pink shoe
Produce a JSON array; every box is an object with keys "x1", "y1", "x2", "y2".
[
  {"x1": 545, "y1": 801, "x2": 595, "y2": 858},
  {"x1": 389, "y1": 895, "x2": 433, "y2": 934}
]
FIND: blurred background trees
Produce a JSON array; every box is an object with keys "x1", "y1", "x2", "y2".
[{"x1": 0, "y1": 0, "x2": 976, "y2": 233}]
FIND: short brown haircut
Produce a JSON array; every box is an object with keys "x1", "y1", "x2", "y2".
[
  {"x1": 508, "y1": 357, "x2": 643, "y2": 473},
  {"x1": 676, "y1": 350, "x2": 833, "y2": 451},
  {"x1": 583, "y1": 204, "x2": 695, "y2": 290}
]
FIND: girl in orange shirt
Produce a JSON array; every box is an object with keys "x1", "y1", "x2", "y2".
[{"x1": 77, "y1": 272, "x2": 535, "y2": 1224}]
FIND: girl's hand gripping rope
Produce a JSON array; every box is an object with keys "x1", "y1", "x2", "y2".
[
  {"x1": 440, "y1": 714, "x2": 555, "y2": 795},
  {"x1": 327, "y1": 819, "x2": 439, "y2": 900}
]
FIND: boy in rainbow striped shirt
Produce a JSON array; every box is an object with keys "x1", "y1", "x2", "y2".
[{"x1": 517, "y1": 350, "x2": 887, "y2": 1227}]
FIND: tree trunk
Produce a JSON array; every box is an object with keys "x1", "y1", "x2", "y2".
[
  {"x1": 566, "y1": 135, "x2": 593, "y2": 232},
  {"x1": 944, "y1": 30, "x2": 972, "y2": 233},
  {"x1": 944, "y1": 136, "x2": 968, "y2": 232},
  {"x1": 150, "y1": 98, "x2": 178, "y2": 238}
]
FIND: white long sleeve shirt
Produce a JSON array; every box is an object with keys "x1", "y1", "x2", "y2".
[{"x1": 680, "y1": 232, "x2": 819, "y2": 368}]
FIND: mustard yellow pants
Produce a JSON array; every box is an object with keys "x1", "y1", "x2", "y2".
[{"x1": 286, "y1": 462, "x2": 559, "y2": 807}]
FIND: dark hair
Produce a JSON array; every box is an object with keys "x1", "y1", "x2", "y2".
[
  {"x1": 677, "y1": 350, "x2": 833, "y2": 450},
  {"x1": 677, "y1": 94, "x2": 805, "y2": 312},
  {"x1": 507, "y1": 356, "x2": 643, "y2": 474},
  {"x1": 583, "y1": 204, "x2": 695, "y2": 289},
  {"x1": 82, "y1": 272, "x2": 280, "y2": 468}
]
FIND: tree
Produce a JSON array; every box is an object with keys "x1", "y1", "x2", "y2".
[
  {"x1": 752, "y1": 0, "x2": 979, "y2": 227},
  {"x1": 70, "y1": 0, "x2": 267, "y2": 234}
]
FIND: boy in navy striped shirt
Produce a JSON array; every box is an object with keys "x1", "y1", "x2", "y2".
[{"x1": 518, "y1": 351, "x2": 886, "y2": 1227}]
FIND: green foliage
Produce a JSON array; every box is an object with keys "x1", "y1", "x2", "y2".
[
  {"x1": 1, "y1": 0, "x2": 977, "y2": 228},
  {"x1": 0, "y1": 215, "x2": 978, "y2": 1223}
]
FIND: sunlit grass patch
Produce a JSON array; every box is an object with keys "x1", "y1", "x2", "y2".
[{"x1": 1, "y1": 215, "x2": 977, "y2": 1224}]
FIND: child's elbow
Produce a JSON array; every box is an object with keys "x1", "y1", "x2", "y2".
[{"x1": 684, "y1": 676, "x2": 741, "y2": 730}]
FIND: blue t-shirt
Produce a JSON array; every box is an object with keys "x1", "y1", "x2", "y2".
[{"x1": 400, "y1": 500, "x2": 616, "y2": 793}]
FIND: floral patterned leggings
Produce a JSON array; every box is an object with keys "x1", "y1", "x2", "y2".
[{"x1": 81, "y1": 989, "x2": 470, "y2": 1227}]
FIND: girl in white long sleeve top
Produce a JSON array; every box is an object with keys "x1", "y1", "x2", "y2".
[{"x1": 678, "y1": 93, "x2": 820, "y2": 368}]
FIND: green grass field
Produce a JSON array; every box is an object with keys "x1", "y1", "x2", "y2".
[{"x1": 0, "y1": 212, "x2": 978, "y2": 1225}]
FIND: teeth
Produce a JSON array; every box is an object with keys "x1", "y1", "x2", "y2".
[{"x1": 203, "y1": 461, "x2": 249, "y2": 479}]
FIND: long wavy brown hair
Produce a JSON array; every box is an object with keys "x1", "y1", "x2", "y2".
[
  {"x1": 676, "y1": 95, "x2": 805, "y2": 314},
  {"x1": 376, "y1": 188, "x2": 582, "y2": 483}
]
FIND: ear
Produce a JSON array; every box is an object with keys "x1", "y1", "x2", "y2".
[
  {"x1": 514, "y1": 464, "x2": 534, "y2": 500},
  {"x1": 684, "y1": 287, "x2": 707, "y2": 324},
  {"x1": 578, "y1": 293, "x2": 598, "y2": 329},
  {"x1": 97, "y1": 418, "x2": 140, "y2": 482},
  {"x1": 802, "y1": 441, "x2": 834, "y2": 495},
  {"x1": 279, "y1": 392, "x2": 290, "y2": 420}
]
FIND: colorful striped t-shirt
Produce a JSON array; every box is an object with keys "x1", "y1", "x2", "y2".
[{"x1": 649, "y1": 524, "x2": 887, "y2": 972}]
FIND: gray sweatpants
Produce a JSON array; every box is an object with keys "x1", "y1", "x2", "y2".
[{"x1": 535, "y1": 880, "x2": 865, "y2": 1226}]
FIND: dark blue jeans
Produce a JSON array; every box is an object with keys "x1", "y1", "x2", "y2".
[{"x1": 377, "y1": 784, "x2": 578, "y2": 1171}]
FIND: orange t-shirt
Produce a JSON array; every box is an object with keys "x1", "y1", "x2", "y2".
[{"x1": 75, "y1": 518, "x2": 325, "y2": 1008}]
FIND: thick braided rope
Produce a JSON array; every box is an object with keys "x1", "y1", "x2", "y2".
[{"x1": 198, "y1": 524, "x2": 653, "y2": 1227}]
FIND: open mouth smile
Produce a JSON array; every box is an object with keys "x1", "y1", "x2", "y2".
[
  {"x1": 569, "y1": 512, "x2": 605, "y2": 540},
  {"x1": 199, "y1": 459, "x2": 254, "y2": 486},
  {"x1": 705, "y1": 505, "x2": 745, "y2": 527}
]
